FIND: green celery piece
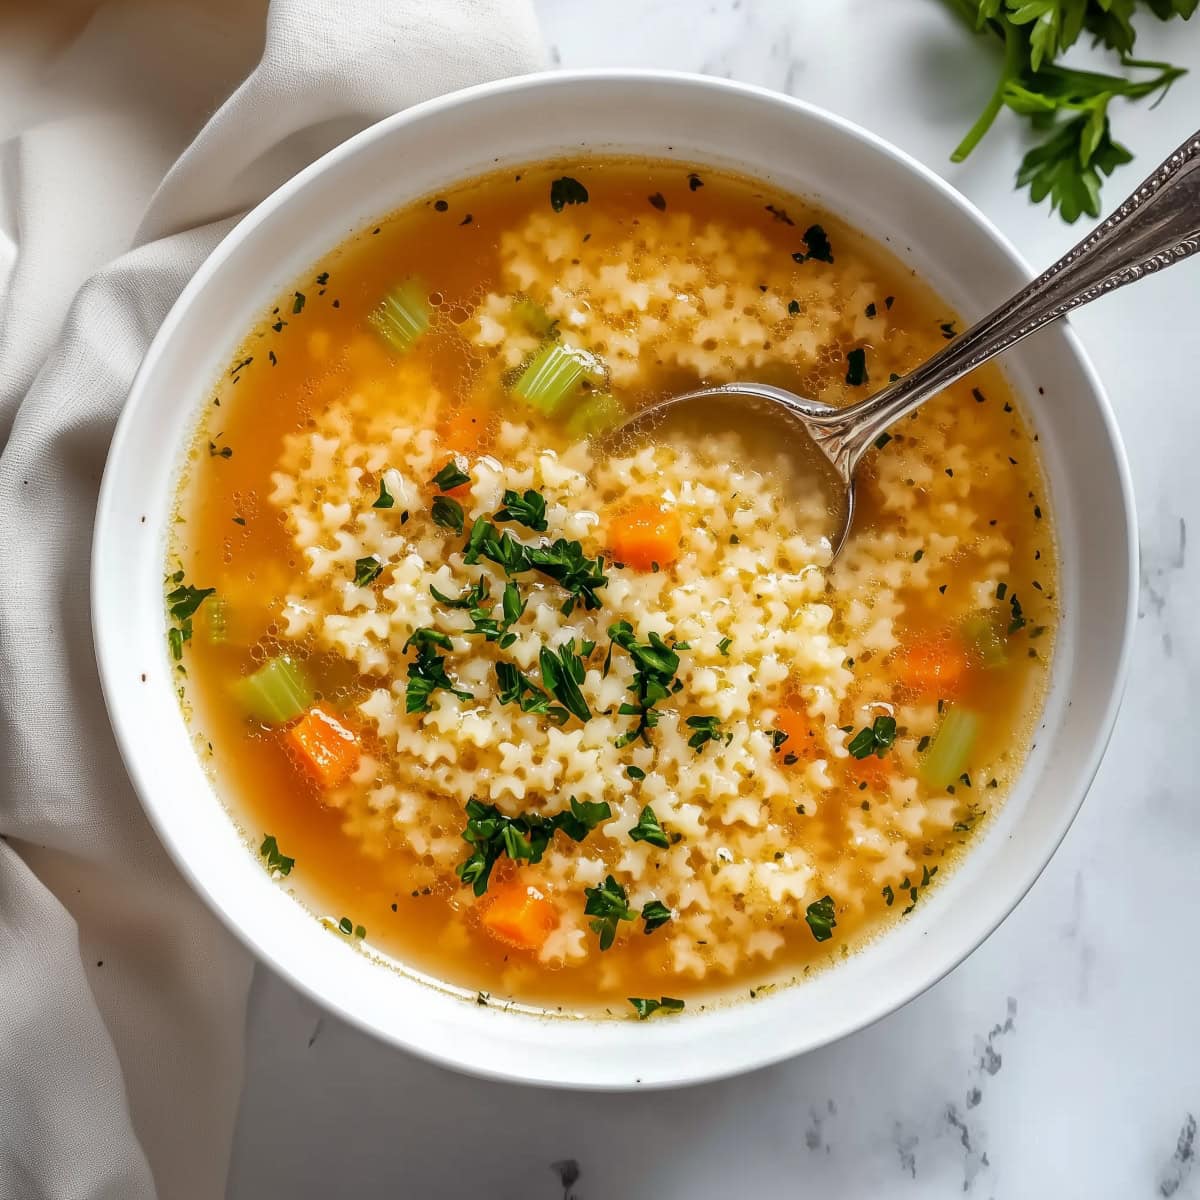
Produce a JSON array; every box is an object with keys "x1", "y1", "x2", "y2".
[
  {"x1": 961, "y1": 609, "x2": 1007, "y2": 669},
  {"x1": 565, "y1": 393, "x2": 625, "y2": 441},
  {"x1": 511, "y1": 341, "x2": 602, "y2": 417},
  {"x1": 368, "y1": 281, "x2": 429, "y2": 353},
  {"x1": 230, "y1": 655, "x2": 314, "y2": 725},
  {"x1": 919, "y1": 706, "x2": 980, "y2": 791}
]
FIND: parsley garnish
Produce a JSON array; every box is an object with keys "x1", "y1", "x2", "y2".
[
  {"x1": 353, "y1": 555, "x2": 383, "y2": 587},
  {"x1": 373, "y1": 477, "x2": 394, "y2": 508},
  {"x1": 584, "y1": 874, "x2": 636, "y2": 950},
  {"x1": 539, "y1": 642, "x2": 592, "y2": 724},
  {"x1": 686, "y1": 714, "x2": 731, "y2": 754},
  {"x1": 456, "y1": 796, "x2": 611, "y2": 896},
  {"x1": 607, "y1": 621, "x2": 680, "y2": 747},
  {"x1": 431, "y1": 495, "x2": 465, "y2": 534},
  {"x1": 462, "y1": 518, "x2": 531, "y2": 574},
  {"x1": 292, "y1": 291, "x2": 306, "y2": 314},
  {"x1": 430, "y1": 578, "x2": 489, "y2": 610},
  {"x1": 259, "y1": 834, "x2": 295, "y2": 877},
  {"x1": 495, "y1": 488, "x2": 549, "y2": 533},
  {"x1": 403, "y1": 627, "x2": 472, "y2": 713},
  {"x1": 527, "y1": 538, "x2": 608, "y2": 614},
  {"x1": 845, "y1": 347, "x2": 868, "y2": 387},
  {"x1": 335, "y1": 917, "x2": 365, "y2": 938},
  {"x1": 430, "y1": 458, "x2": 470, "y2": 492},
  {"x1": 550, "y1": 176, "x2": 589, "y2": 212},
  {"x1": 1008, "y1": 591, "x2": 1027, "y2": 634},
  {"x1": 795, "y1": 223, "x2": 833, "y2": 263},
  {"x1": 166, "y1": 581, "x2": 215, "y2": 660},
  {"x1": 628, "y1": 804, "x2": 671, "y2": 849},
  {"x1": 629, "y1": 996, "x2": 685, "y2": 1019},
  {"x1": 717, "y1": 636, "x2": 732, "y2": 655},
  {"x1": 640, "y1": 900, "x2": 673, "y2": 933},
  {"x1": 846, "y1": 714, "x2": 897, "y2": 759},
  {"x1": 805, "y1": 894, "x2": 837, "y2": 942},
  {"x1": 495, "y1": 661, "x2": 564, "y2": 721}
]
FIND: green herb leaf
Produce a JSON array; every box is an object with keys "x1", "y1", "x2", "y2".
[
  {"x1": 845, "y1": 347, "x2": 868, "y2": 387},
  {"x1": 607, "y1": 621, "x2": 681, "y2": 747},
  {"x1": 584, "y1": 874, "x2": 635, "y2": 950},
  {"x1": 628, "y1": 804, "x2": 670, "y2": 849},
  {"x1": 550, "y1": 176, "x2": 589, "y2": 212},
  {"x1": 628, "y1": 995, "x2": 685, "y2": 1019},
  {"x1": 373, "y1": 477, "x2": 395, "y2": 508},
  {"x1": 353, "y1": 556, "x2": 384, "y2": 587},
  {"x1": 403, "y1": 628, "x2": 472, "y2": 713},
  {"x1": 430, "y1": 458, "x2": 471, "y2": 492},
  {"x1": 800, "y1": 223, "x2": 833, "y2": 263},
  {"x1": 539, "y1": 643, "x2": 592, "y2": 724},
  {"x1": 259, "y1": 834, "x2": 295, "y2": 877},
  {"x1": 494, "y1": 488, "x2": 549, "y2": 532},
  {"x1": 641, "y1": 899, "x2": 673, "y2": 933},
  {"x1": 431, "y1": 495, "x2": 465, "y2": 534},
  {"x1": 805, "y1": 894, "x2": 837, "y2": 942},
  {"x1": 846, "y1": 714, "x2": 898, "y2": 759},
  {"x1": 686, "y1": 714, "x2": 731, "y2": 754},
  {"x1": 717, "y1": 636, "x2": 732, "y2": 655}
]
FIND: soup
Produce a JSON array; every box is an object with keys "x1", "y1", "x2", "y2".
[{"x1": 168, "y1": 160, "x2": 1055, "y2": 1016}]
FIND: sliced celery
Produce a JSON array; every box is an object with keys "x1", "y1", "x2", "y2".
[
  {"x1": 511, "y1": 341, "x2": 605, "y2": 417},
  {"x1": 231, "y1": 655, "x2": 313, "y2": 725},
  {"x1": 204, "y1": 599, "x2": 229, "y2": 645},
  {"x1": 919, "y1": 706, "x2": 980, "y2": 791},
  {"x1": 368, "y1": 280, "x2": 429, "y2": 353},
  {"x1": 565, "y1": 393, "x2": 625, "y2": 441},
  {"x1": 961, "y1": 609, "x2": 1007, "y2": 668}
]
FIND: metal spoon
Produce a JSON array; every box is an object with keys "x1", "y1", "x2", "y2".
[{"x1": 614, "y1": 128, "x2": 1200, "y2": 556}]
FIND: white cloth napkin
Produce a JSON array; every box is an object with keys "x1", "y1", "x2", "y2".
[{"x1": 0, "y1": 3, "x2": 543, "y2": 1196}]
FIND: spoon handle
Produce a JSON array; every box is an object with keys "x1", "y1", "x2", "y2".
[{"x1": 820, "y1": 128, "x2": 1200, "y2": 476}]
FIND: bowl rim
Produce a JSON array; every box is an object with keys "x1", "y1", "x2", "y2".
[{"x1": 92, "y1": 68, "x2": 1138, "y2": 1088}]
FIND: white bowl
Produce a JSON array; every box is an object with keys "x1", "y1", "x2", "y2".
[{"x1": 92, "y1": 71, "x2": 1136, "y2": 1089}]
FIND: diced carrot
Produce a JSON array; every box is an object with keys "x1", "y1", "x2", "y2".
[
  {"x1": 897, "y1": 632, "x2": 970, "y2": 699},
  {"x1": 480, "y1": 879, "x2": 559, "y2": 951},
  {"x1": 284, "y1": 704, "x2": 360, "y2": 789},
  {"x1": 439, "y1": 403, "x2": 493, "y2": 457},
  {"x1": 771, "y1": 706, "x2": 818, "y2": 766},
  {"x1": 607, "y1": 501, "x2": 683, "y2": 571},
  {"x1": 848, "y1": 750, "x2": 893, "y2": 792}
]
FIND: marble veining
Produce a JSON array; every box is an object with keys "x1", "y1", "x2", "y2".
[{"x1": 226, "y1": 5, "x2": 1200, "y2": 1197}]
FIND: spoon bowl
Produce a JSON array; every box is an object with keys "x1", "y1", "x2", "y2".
[{"x1": 613, "y1": 127, "x2": 1200, "y2": 555}]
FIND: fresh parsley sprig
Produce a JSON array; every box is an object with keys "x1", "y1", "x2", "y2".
[{"x1": 942, "y1": 0, "x2": 1193, "y2": 221}]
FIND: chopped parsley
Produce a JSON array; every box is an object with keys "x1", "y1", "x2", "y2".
[
  {"x1": 584, "y1": 874, "x2": 636, "y2": 949},
  {"x1": 430, "y1": 458, "x2": 470, "y2": 492},
  {"x1": 717, "y1": 636, "x2": 732, "y2": 655},
  {"x1": 495, "y1": 660, "x2": 564, "y2": 721},
  {"x1": 259, "y1": 834, "x2": 295, "y2": 877},
  {"x1": 606, "y1": 621, "x2": 680, "y2": 748},
  {"x1": 550, "y1": 176, "x2": 589, "y2": 212},
  {"x1": 640, "y1": 900, "x2": 673, "y2": 934},
  {"x1": 845, "y1": 347, "x2": 868, "y2": 387},
  {"x1": 804, "y1": 894, "x2": 837, "y2": 942},
  {"x1": 372, "y1": 477, "x2": 395, "y2": 508},
  {"x1": 166, "y1": 580, "x2": 215, "y2": 660},
  {"x1": 403, "y1": 627, "x2": 472, "y2": 713},
  {"x1": 628, "y1": 804, "x2": 670, "y2": 849},
  {"x1": 431, "y1": 494, "x2": 465, "y2": 534},
  {"x1": 846, "y1": 714, "x2": 897, "y2": 759},
  {"x1": 335, "y1": 916, "x2": 365, "y2": 938},
  {"x1": 207, "y1": 440, "x2": 233, "y2": 459},
  {"x1": 648, "y1": 192, "x2": 667, "y2": 211},
  {"x1": 353, "y1": 555, "x2": 384, "y2": 587},
  {"x1": 494, "y1": 488, "x2": 549, "y2": 533},
  {"x1": 1008, "y1": 592, "x2": 1027, "y2": 634},
  {"x1": 686, "y1": 714, "x2": 732, "y2": 754},
  {"x1": 628, "y1": 996, "x2": 685, "y2": 1019},
  {"x1": 626, "y1": 765, "x2": 646, "y2": 781},
  {"x1": 456, "y1": 796, "x2": 611, "y2": 896},
  {"x1": 795, "y1": 223, "x2": 833, "y2": 263},
  {"x1": 526, "y1": 538, "x2": 608, "y2": 614},
  {"x1": 292, "y1": 291, "x2": 306, "y2": 314},
  {"x1": 787, "y1": 299, "x2": 801, "y2": 316},
  {"x1": 540, "y1": 642, "x2": 592, "y2": 723}
]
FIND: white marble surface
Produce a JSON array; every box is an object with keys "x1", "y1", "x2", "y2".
[{"x1": 228, "y1": 5, "x2": 1200, "y2": 1196}]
